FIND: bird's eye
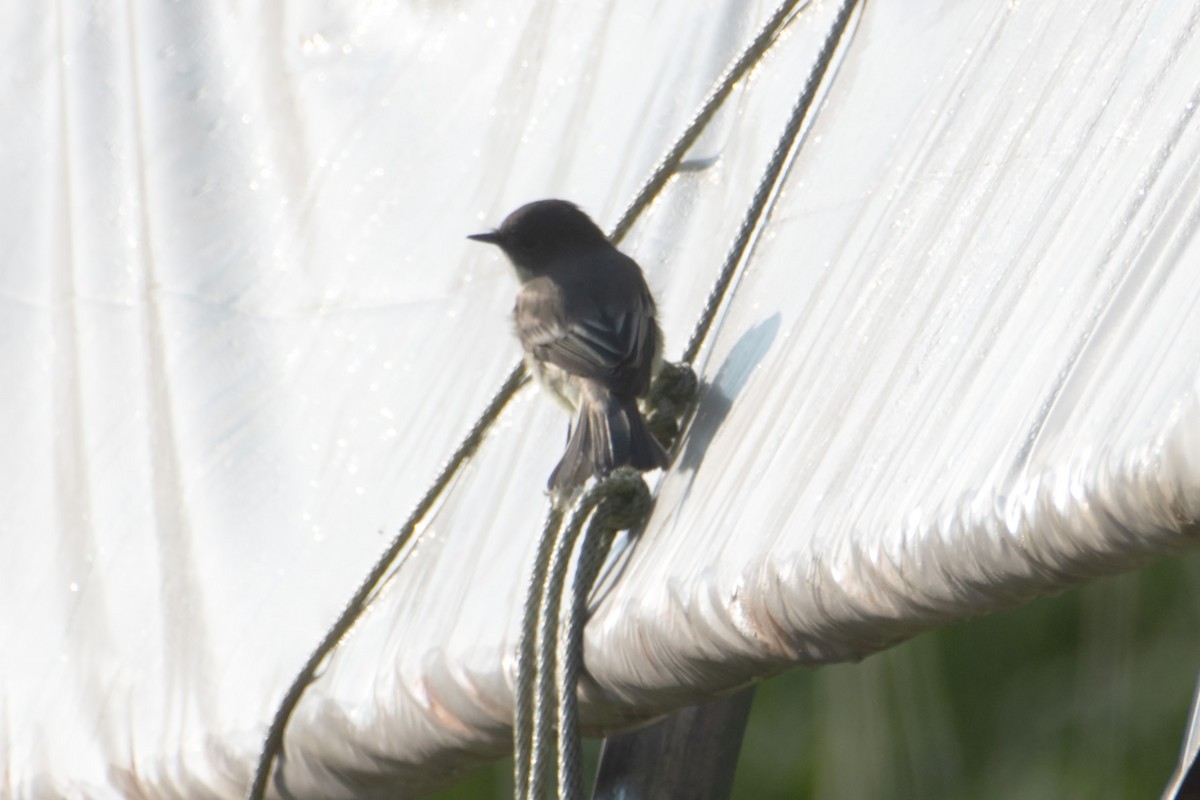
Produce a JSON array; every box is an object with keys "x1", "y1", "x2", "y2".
[{"x1": 513, "y1": 234, "x2": 540, "y2": 252}]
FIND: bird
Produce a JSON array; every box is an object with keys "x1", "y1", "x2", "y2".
[{"x1": 468, "y1": 199, "x2": 669, "y2": 494}]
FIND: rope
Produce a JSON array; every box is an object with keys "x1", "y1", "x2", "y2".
[
  {"x1": 514, "y1": 0, "x2": 865, "y2": 797},
  {"x1": 514, "y1": 505, "x2": 566, "y2": 799},
  {"x1": 609, "y1": 0, "x2": 812, "y2": 244},
  {"x1": 515, "y1": 470, "x2": 651, "y2": 800},
  {"x1": 683, "y1": 0, "x2": 862, "y2": 365},
  {"x1": 248, "y1": 365, "x2": 528, "y2": 800},
  {"x1": 555, "y1": 473, "x2": 651, "y2": 799}
]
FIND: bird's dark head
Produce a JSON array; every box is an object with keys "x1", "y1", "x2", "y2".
[{"x1": 468, "y1": 199, "x2": 610, "y2": 280}]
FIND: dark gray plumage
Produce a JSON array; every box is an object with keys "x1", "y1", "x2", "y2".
[{"x1": 469, "y1": 199, "x2": 668, "y2": 493}]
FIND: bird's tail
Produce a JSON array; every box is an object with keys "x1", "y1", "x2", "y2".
[{"x1": 549, "y1": 386, "x2": 668, "y2": 494}]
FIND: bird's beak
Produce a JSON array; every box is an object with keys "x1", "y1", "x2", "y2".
[{"x1": 467, "y1": 231, "x2": 503, "y2": 245}]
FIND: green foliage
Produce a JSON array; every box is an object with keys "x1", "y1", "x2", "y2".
[{"x1": 733, "y1": 552, "x2": 1200, "y2": 799}]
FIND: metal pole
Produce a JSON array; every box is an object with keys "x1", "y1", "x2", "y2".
[{"x1": 592, "y1": 687, "x2": 756, "y2": 800}]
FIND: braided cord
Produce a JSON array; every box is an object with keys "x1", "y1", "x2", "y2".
[
  {"x1": 249, "y1": 365, "x2": 527, "y2": 800},
  {"x1": 609, "y1": 0, "x2": 812, "y2": 244},
  {"x1": 516, "y1": 472, "x2": 651, "y2": 800},
  {"x1": 514, "y1": 505, "x2": 566, "y2": 799},
  {"x1": 683, "y1": 0, "x2": 863, "y2": 365},
  {"x1": 555, "y1": 475, "x2": 651, "y2": 799}
]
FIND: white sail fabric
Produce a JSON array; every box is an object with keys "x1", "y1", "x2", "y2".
[{"x1": 2, "y1": 0, "x2": 1198, "y2": 797}]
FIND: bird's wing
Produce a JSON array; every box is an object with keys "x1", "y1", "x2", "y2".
[{"x1": 515, "y1": 278, "x2": 651, "y2": 387}]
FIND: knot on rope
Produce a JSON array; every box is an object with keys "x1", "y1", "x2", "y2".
[
  {"x1": 645, "y1": 362, "x2": 699, "y2": 452},
  {"x1": 586, "y1": 467, "x2": 654, "y2": 534}
]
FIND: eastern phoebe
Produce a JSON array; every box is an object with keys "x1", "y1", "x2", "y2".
[{"x1": 469, "y1": 199, "x2": 669, "y2": 493}]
